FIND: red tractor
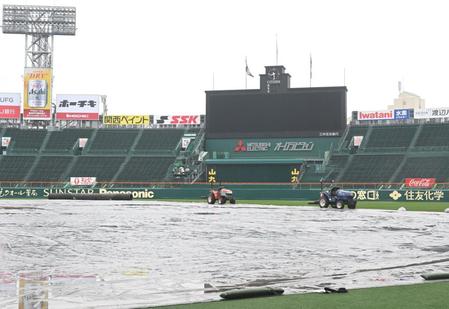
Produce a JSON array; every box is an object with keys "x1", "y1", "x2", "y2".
[{"x1": 207, "y1": 186, "x2": 236, "y2": 205}]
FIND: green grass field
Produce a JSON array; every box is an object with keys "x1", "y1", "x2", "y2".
[{"x1": 152, "y1": 281, "x2": 449, "y2": 309}]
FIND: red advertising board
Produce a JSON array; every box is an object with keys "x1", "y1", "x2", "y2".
[
  {"x1": 405, "y1": 178, "x2": 436, "y2": 188},
  {"x1": 0, "y1": 93, "x2": 21, "y2": 119},
  {"x1": 70, "y1": 177, "x2": 97, "y2": 186},
  {"x1": 0, "y1": 106, "x2": 20, "y2": 119}
]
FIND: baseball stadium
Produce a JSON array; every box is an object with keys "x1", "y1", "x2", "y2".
[{"x1": 1, "y1": 4, "x2": 449, "y2": 309}]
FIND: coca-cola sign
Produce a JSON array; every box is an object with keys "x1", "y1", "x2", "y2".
[{"x1": 405, "y1": 178, "x2": 436, "y2": 188}]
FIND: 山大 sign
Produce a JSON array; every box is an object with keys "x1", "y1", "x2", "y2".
[
  {"x1": 23, "y1": 68, "x2": 52, "y2": 120},
  {"x1": 414, "y1": 107, "x2": 449, "y2": 119},
  {"x1": 103, "y1": 115, "x2": 150, "y2": 126},
  {"x1": 234, "y1": 140, "x2": 314, "y2": 152},
  {"x1": 0, "y1": 93, "x2": 21, "y2": 119},
  {"x1": 154, "y1": 115, "x2": 202, "y2": 125},
  {"x1": 56, "y1": 94, "x2": 100, "y2": 121},
  {"x1": 405, "y1": 178, "x2": 436, "y2": 188}
]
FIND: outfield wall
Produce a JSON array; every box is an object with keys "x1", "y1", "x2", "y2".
[{"x1": 0, "y1": 186, "x2": 448, "y2": 202}]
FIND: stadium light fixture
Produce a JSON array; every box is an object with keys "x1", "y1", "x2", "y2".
[
  {"x1": 2, "y1": 4, "x2": 76, "y2": 68},
  {"x1": 2, "y1": 5, "x2": 76, "y2": 35}
]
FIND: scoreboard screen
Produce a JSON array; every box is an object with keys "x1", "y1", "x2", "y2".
[{"x1": 206, "y1": 87, "x2": 347, "y2": 138}]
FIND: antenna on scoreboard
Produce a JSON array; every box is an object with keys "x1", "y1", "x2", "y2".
[
  {"x1": 309, "y1": 53, "x2": 312, "y2": 87},
  {"x1": 276, "y1": 34, "x2": 279, "y2": 65}
]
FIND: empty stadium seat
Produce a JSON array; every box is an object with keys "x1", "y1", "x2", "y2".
[
  {"x1": 44, "y1": 129, "x2": 93, "y2": 153},
  {"x1": 116, "y1": 157, "x2": 175, "y2": 182},
  {"x1": 340, "y1": 154, "x2": 403, "y2": 183},
  {"x1": 28, "y1": 156, "x2": 73, "y2": 181},
  {"x1": 341, "y1": 126, "x2": 369, "y2": 149},
  {"x1": 415, "y1": 123, "x2": 449, "y2": 148},
  {"x1": 2, "y1": 128, "x2": 47, "y2": 154},
  {"x1": 67, "y1": 156, "x2": 125, "y2": 182},
  {"x1": 134, "y1": 129, "x2": 184, "y2": 154},
  {"x1": 88, "y1": 129, "x2": 139, "y2": 154},
  {"x1": 0, "y1": 156, "x2": 35, "y2": 181},
  {"x1": 364, "y1": 125, "x2": 417, "y2": 150},
  {"x1": 394, "y1": 156, "x2": 449, "y2": 182}
]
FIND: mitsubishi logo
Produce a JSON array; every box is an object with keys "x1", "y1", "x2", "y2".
[{"x1": 234, "y1": 140, "x2": 247, "y2": 152}]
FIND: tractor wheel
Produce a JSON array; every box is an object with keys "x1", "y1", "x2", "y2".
[
  {"x1": 207, "y1": 194, "x2": 216, "y2": 204},
  {"x1": 348, "y1": 200, "x2": 357, "y2": 209},
  {"x1": 319, "y1": 197, "x2": 329, "y2": 208},
  {"x1": 336, "y1": 200, "x2": 344, "y2": 209},
  {"x1": 219, "y1": 197, "x2": 227, "y2": 204},
  {"x1": 230, "y1": 198, "x2": 236, "y2": 204}
]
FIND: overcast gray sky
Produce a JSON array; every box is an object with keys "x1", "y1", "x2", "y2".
[{"x1": 1, "y1": 0, "x2": 448, "y2": 115}]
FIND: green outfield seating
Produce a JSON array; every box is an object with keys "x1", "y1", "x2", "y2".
[
  {"x1": 340, "y1": 154, "x2": 403, "y2": 183},
  {"x1": 0, "y1": 156, "x2": 35, "y2": 181},
  {"x1": 2, "y1": 129, "x2": 47, "y2": 153},
  {"x1": 341, "y1": 126, "x2": 369, "y2": 149},
  {"x1": 394, "y1": 156, "x2": 449, "y2": 182},
  {"x1": 44, "y1": 129, "x2": 93, "y2": 153},
  {"x1": 327, "y1": 154, "x2": 349, "y2": 167},
  {"x1": 67, "y1": 156, "x2": 125, "y2": 182},
  {"x1": 364, "y1": 125, "x2": 417, "y2": 150},
  {"x1": 28, "y1": 156, "x2": 73, "y2": 181},
  {"x1": 88, "y1": 129, "x2": 139, "y2": 154},
  {"x1": 134, "y1": 129, "x2": 184, "y2": 153},
  {"x1": 415, "y1": 123, "x2": 449, "y2": 148},
  {"x1": 116, "y1": 157, "x2": 175, "y2": 182}
]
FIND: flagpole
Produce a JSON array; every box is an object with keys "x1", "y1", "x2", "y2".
[
  {"x1": 212, "y1": 72, "x2": 215, "y2": 90},
  {"x1": 276, "y1": 33, "x2": 279, "y2": 65},
  {"x1": 309, "y1": 53, "x2": 312, "y2": 87},
  {"x1": 245, "y1": 56, "x2": 247, "y2": 89}
]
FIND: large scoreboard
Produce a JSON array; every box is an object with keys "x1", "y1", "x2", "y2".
[{"x1": 206, "y1": 87, "x2": 347, "y2": 138}]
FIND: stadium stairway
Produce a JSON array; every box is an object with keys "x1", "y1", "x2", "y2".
[
  {"x1": 81, "y1": 129, "x2": 99, "y2": 153},
  {"x1": 111, "y1": 155, "x2": 133, "y2": 184},
  {"x1": 60, "y1": 156, "x2": 80, "y2": 183},
  {"x1": 388, "y1": 155, "x2": 408, "y2": 183},
  {"x1": 408, "y1": 123, "x2": 423, "y2": 149},
  {"x1": 334, "y1": 155, "x2": 354, "y2": 182},
  {"x1": 356, "y1": 125, "x2": 373, "y2": 151},
  {"x1": 23, "y1": 155, "x2": 41, "y2": 182},
  {"x1": 38, "y1": 130, "x2": 52, "y2": 153},
  {"x1": 108, "y1": 129, "x2": 145, "y2": 182}
]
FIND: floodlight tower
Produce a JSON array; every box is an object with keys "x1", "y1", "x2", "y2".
[
  {"x1": 2, "y1": 5, "x2": 76, "y2": 123},
  {"x1": 2, "y1": 4, "x2": 76, "y2": 68}
]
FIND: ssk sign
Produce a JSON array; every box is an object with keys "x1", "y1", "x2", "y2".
[
  {"x1": 405, "y1": 178, "x2": 436, "y2": 188},
  {"x1": 154, "y1": 115, "x2": 201, "y2": 125}
]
